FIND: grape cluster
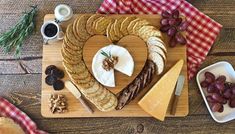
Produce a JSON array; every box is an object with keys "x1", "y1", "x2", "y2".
[
  {"x1": 200, "y1": 72, "x2": 235, "y2": 113},
  {"x1": 160, "y1": 10, "x2": 188, "y2": 47}
]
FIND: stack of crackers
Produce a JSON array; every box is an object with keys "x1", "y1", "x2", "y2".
[{"x1": 61, "y1": 14, "x2": 167, "y2": 112}]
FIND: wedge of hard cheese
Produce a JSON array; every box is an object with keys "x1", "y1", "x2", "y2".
[{"x1": 138, "y1": 59, "x2": 184, "y2": 121}]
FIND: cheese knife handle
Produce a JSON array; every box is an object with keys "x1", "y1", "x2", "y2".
[
  {"x1": 78, "y1": 97, "x2": 94, "y2": 114},
  {"x1": 170, "y1": 95, "x2": 179, "y2": 115}
]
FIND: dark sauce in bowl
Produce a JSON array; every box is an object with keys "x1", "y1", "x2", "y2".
[{"x1": 44, "y1": 24, "x2": 58, "y2": 37}]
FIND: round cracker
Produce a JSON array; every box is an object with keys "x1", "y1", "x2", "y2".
[
  {"x1": 76, "y1": 77, "x2": 96, "y2": 89},
  {"x1": 64, "y1": 35, "x2": 82, "y2": 51},
  {"x1": 88, "y1": 85, "x2": 108, "y2": 102},
  {"x1": 62, "y1": 41, "x2": 83, "y2": 56},
  {"x1": 147, "y1": 37, "x2": 167, "y2": 53},
  {"x1": 66, "y1": 23, "x2": 85, "y2": 46},
  {"x1": 72, "y1": 18, "x2": 85, "y2": 42},
  {"x1": 75, "y1": 74, "x2": 92, "y2": 84},
  {"x1": 100, "y1": 93, "x2": 117, "y2": 111},
  {"x1": 94, "y1": 17, "x2": 113, "y2": 35},
  {"x1": 83, "y1": 81, "x2": 100, "y2": 94},
  {"x1": 120, "y1": 16, "x2": 136, "y2": 35},
  {"x1": 86, "y1": 14, "x2": 104, "y2": 35},
  {"x1": 61, "y1": 49, "x2": 81, "y2": 65},
  {"x1": 147, "y1": 45, "x2": 166, "y2": 61},
  {"x1": 133, "y1": 19, "x2": 150, "y2": 35},
  {"x1": 138, "y1": 27, "x2": 162, "y2": 42},
  {"x1": 127, "y1": 18, "x2": 141, "y2": 34},
  {"x1": 63, "y1": 61, "x2": 86, "y2": 74},
  {"x1": 75, "y1": 15, "x2": 91, "y2": 41},
  {"x1": 113, "y1": 17, "x2": 125, "y2": 38},
  {"x1": 61, "y1": 46, "x2": 82, "y2": 61},
  {"x1": 106, "y1": 23, "x2": 113, "y2": 42},
  {"x1": 148, "y1": 52, "x2": 165, "y2": 75},
  {"x1": 110, "y1": 23, "x2": 120, "y2": 42}
]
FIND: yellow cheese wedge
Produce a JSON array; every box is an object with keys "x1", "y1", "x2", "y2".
[{"x1": 138, "y1": 59, "x2": 184, "y2": 121}]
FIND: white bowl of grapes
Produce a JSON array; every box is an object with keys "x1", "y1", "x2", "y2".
[{"x1": 197, "y1": 61, "x2": 235, "y2": 123}]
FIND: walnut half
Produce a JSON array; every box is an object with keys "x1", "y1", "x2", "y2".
[
  {"x1": 102, "y1": 56, "x2": 118, "y2": 71},
  {"x1": 49, "y1": 94, "x2": 68, "y2": 114}
]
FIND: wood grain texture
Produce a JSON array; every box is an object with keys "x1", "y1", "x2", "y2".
[
  {"x1": 41, "y1": 14, "x2": 188, "y2": 118},
  {"x1": 0, "y1": 0, "x2": 235, "y2": 133}
]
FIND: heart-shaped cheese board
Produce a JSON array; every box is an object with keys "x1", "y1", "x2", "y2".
[
  {"x1": 83, "y1": 35, "x2": 147, "y2": 93},
  {"x1": 41, "y1": 14, "x2": 188, "y2": 118}
]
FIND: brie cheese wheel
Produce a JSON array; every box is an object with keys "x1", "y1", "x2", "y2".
[{"x1": 92, "y1": 44, "x2": 134, "y2": 87}]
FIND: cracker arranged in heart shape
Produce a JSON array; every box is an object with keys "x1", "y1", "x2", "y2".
[{"x1": 62, "y1": 14, "x2": 167, "y2": 112}]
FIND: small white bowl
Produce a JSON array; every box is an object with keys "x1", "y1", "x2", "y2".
[
  {"x1": 54, "y1": 4, "x2": 73, "y2": 22},
  {"x1": 196, "y1": 61, "x2": 235, "y2": 123}
]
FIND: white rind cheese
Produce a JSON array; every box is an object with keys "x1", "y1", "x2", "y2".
[{"x1": 92, "y1": 44, "x2": 134, "y2": 87}]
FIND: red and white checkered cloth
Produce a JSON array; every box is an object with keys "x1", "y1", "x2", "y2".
[
  {"x1": 97, "y1": 0, "x2": 222, "y2": 80},
  {"x1": 0, "y1": 97, "x2": 47, "y2": 134}
]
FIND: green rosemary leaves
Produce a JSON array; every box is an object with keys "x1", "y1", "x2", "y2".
[{"x1": 0, "y1": 5, "x2": 37, "y2": 56}]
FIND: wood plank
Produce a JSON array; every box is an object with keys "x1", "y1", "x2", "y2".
[
  {"x1": 35, "y1": 115, "x2": 235, "y2": 133},
  {"x1": 0, "y1": 59, "x2": 41, "y2": 74},
  {"x1": 187, "y1": 0, "x2": 235, "y2": 28},
  {"x1": 210, "y1": 28, "x2": 235, "y2": 54}
]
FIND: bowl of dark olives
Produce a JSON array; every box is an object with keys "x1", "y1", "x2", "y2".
[{"x1": 197, "y1": 61, "x2": 235, "y2": 123}]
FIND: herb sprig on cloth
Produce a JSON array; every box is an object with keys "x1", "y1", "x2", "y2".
[{"x1": 0, "y1": 5, "x2": 37, "y2": 56}]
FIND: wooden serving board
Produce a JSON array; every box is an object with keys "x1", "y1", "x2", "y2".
[{"x1": 41, "y1": 14, "x2": 188, "y2": 118}]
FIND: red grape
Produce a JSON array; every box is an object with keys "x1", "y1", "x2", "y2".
[
  {"x1": 200, "y1": 81, "x2": 208, "y2": 88},
  {"x1": 232, "y1": 87, "x2": 235, "y2": 95},
  {"x1": 175, "y1": 18, "x2": 183, "y2": 26},
  {"x1": 207, "y1": 84, "x2": 217, "y2": 93},
  {"x1": 206, "y1": 96, "x2": 217, "y2": 103},
  {"x1": 172, "y1": 9, "x2": 180, "y2": 18},
  {"x1": 223, "y1": 89, "x2": 232, "y2": 99},
  {"x1": 179, "y1": 21, "x2": 189, "y2": 31},
  {"x1": 161, "y1": 11, "x2": 171, "y2": 18},
  {"x1": 205, "y1": 72, "x2": 215, "y2": 79},
  {"x1": 214, "y1": 82, "x2": 225, "y2": 92},
  {"x1": 168, "y1": 19, "x2": 176, "y2": 26},
  {"x1": 205, "y1": 77, "x2": 214, "y2": 84},
  {"x1": 212, "y1": 93, "x2": 224, "y2": 103},
  {"x1": 216, "y1": 75, "x2": 226, "y2": 83},
  {"x1": 211, "y1": 103, "x2": 222, "y2": 112},
  {"x1": 160, "y1": 25, "x2": 171, "y2": 32},
  {"x1": 175, "y1": 33, "x2": 187, "y2": 45},
  {"x1": 218, "y1": 105, "x2": 224, "y2": 113},
  {"x1": 222, "y1": 99, "x2": 227, "y2": 104},
  {"x1": 160, "y1": 18, "x2": 169, "y2": 26},
  {"x1": 231, "y1": 94, "x2": 235, "y2": 99},
  {"x1": 167, "y1": 27, "x2": 177, "y2": 36},
  {"x1": 229, "y1": 99, "x2": 235, "y2": 108},
  {"x1": 224, "y1": 83, "x2": 231, "y2": 89}
]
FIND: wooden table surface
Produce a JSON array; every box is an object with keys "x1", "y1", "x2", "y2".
[{"x1": 0, "y1": 0, "x2": 234, "y2": 133}]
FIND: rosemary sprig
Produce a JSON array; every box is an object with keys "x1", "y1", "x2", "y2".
[
  {"x1": 101, "y1": 50, "x2": 111, "y2": 58},
  {"x1": 0, "y1": 5, "x2": 37, "y2": 56}
]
